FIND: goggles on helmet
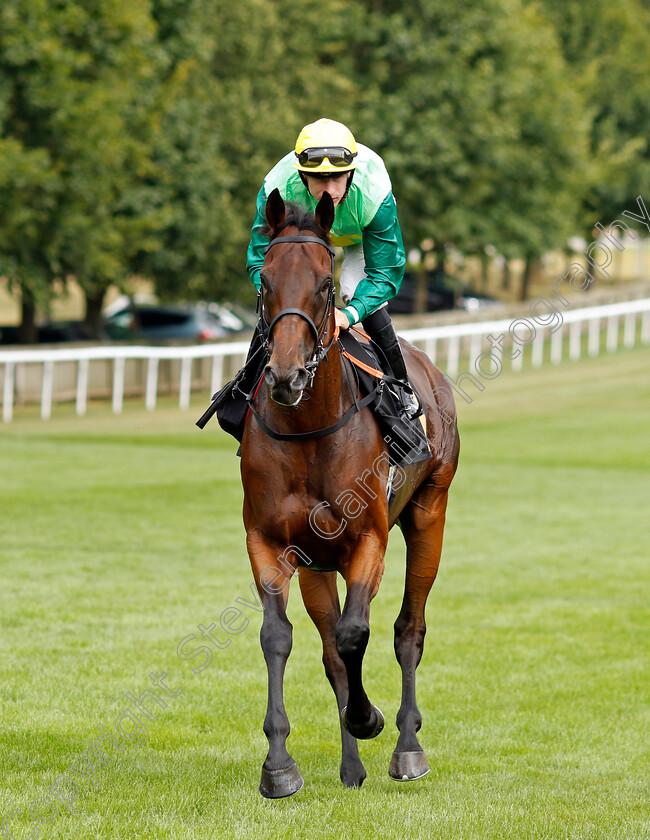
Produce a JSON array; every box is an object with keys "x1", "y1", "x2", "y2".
[{"x1": 295, "y1": 147, "x2": 357, "y2": 168}]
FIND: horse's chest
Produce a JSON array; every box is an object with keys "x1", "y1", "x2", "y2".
[{"x1": 244, "y1": 444, "x2": 387, "y2": 552}]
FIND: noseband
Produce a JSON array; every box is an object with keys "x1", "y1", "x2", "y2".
[{"x1": 260, "y1": 235, "x2": 337, "y2": 379}]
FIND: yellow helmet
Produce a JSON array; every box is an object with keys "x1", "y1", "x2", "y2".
[{"x1": 294, "y1": 118, "x2": 358, "y2": 173}]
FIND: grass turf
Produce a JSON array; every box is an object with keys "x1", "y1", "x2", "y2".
[{"x1": 1, "y1": 346, "x2": 649, "y2": 839}]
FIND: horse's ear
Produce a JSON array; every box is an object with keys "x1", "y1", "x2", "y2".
[
  {"x1": 265, "y1": 188, "x2": 286, "y2": 233},
  {"x1": 315, "y1": 192, "x2": 335, "y2": 234}
]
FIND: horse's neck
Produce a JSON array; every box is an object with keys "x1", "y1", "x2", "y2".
[{"x1": 310, "y1": 328, "x2": 345, "y2": 412}]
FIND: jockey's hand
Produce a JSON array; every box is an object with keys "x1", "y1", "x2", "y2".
[{"x1": 335, "y1": 309, "x2": 351, "y2": 330}]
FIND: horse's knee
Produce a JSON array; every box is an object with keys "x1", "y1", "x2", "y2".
[
  {"x1": 260, "y1": 613, "x2": 293, "y2": 660},
  {"x1": 336, "y1": 615, "x2": 369, "y2": 660},
  {"x1": 393, "y1": 615, "x2": 426, "y2": 664}
]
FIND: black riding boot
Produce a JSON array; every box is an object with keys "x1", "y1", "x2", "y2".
[{"x1": 362, "y1": 307, "x2": 421, "y2": 420}]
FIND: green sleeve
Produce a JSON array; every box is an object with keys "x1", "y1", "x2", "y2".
[
  {"x1": 344, "y1": 192, "x2": 405, "y2": 322},
  {"x1": 246, "y1": 186, "x2": 268, "y2": 290}
]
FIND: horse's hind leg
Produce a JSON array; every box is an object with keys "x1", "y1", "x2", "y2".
[
  {"x1": 299, "y1": 568, "x2": 367, "y2": 788},
  {"x1": 391, "y1": 476, "x2": 451, "y2": 781}
]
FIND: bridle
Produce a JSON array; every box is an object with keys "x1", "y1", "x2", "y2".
[
  {"x1": 196, "y1": 230, "x2": 382, "y2": 439},
  {"x1": 259, "y1": 234, "x2": 338, "y2": 383},
  {"x1": 247, "y1": 232, "x2": 383, "y2": 442}
]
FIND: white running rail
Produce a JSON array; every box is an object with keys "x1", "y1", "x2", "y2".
[{"x1": 1, "y1": 298, "x2": 649, "y2": 422}]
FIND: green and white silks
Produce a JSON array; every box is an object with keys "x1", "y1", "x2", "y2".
[{"x1": 246, "y1": 144, "x2": 406, "y2": 325}]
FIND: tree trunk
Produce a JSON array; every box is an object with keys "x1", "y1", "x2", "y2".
[
  {"x1": 84, "y1": 289, "x2": 107, "y2": 340},
  {"x1": 520, "y1": 254, "x2": 540, "y2": 301},
  {"x1": 479, "y1": 255, "x2": 489, "y2": 293},
  {"x1": 502, "y1": 259, "x2": 510, "y2": 290},
  {"x1": 18, "y1": 286, "x2": 38, "y2": 344},
  {"x1": 434, "y1": 242, "x2": 445, "y2": 274}
]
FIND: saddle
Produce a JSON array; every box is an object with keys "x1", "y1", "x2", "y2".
[{"x1": 197, "y1": 322, "x2": 431, "y2": 467}]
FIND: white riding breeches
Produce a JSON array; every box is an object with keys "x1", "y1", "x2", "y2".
[
  {"x1": 339, "y1": 244, "x2": 387, "y2": 317},
  {"x1": 339, "y1": 244, "x2": 366, "y2": 305}
]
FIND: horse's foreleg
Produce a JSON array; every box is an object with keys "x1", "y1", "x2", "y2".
[
  {"x1": 391, "y1": 481, "x2": 449, "y2": 782},
  {"x1": 247, "y1": 532, "x2": 303, "y2": 798},
  {"x1": 337, "y1": 534, "x2": 386, "y2": 741},
  {"x1": 299, "y1": 568, "x2": 366, "y2": 788}
]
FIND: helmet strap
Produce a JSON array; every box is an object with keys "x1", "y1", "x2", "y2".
[{"x1": 340, "y1": 170, "x2": 354, "y2": 204}]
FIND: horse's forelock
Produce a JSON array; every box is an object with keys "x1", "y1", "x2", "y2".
[{"x1": 263, "y1": 201, "x2": 331, "y2": 243}]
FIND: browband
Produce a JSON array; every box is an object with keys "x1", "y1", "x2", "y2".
[{"x1": 265, "y1": 235, "x2": 336, "y2": 258}]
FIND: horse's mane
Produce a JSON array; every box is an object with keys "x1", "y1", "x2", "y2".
[{"x1": 263, "y1": 201, "x2": 331, "y2": 244}]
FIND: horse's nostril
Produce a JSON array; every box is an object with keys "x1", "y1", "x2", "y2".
[
  {"x1": 264, "y1": 365, "x2": 278, "y2": 386},
  {"x1": 290, "y1": 368, "x2": 309, "y2": 390}
]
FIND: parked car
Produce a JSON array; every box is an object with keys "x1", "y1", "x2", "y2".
[
  {"x1": 103, "y1": 303, "x2": 237, "y2": 341},
  {"x1": 0, "y1": 320, "x2": 92, "y2": 344},
  {"x1": 213, "y1": 301, "x2": 258, "y2": 330},
  {"x1": 0, "y1": 325, "x2": 19, "y2": 345},
  {"x1": 37, "y1": 320, "x2": 93, "y2": 342},
  {"x1": 388, "y1": 270, "x2": 500, "y2": 315},
  {"x1": 205, "y1": 302, "x2": 253, "y2": 332},
  {"x1": 1, "y1": 300, "x2": 255, "y2": 345}
]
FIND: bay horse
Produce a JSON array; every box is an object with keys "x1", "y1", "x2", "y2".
[{"x1": 241, "y1": 188, "x2": 460, "y2": 798}]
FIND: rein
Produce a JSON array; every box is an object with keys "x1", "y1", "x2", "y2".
[{"x1": 250, "y1": 233, "x2": 383, "y2": 442}]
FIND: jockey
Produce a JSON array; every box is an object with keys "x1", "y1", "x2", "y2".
[{"x1": 246, "y1": 117, "x2": 420, "y2": 420}]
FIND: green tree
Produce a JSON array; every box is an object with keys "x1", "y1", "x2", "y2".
[
  {"x1": 142, "y1": 0, "x2": 356, "y2": 305},
  {"x1": 347, "y1": 0, "x2": 592, "y2": 302},
  {"x1": 0, "y1": 140, "x2": 60, "y2": 341},
  {"x1": 0, "y1": 0, "x2": 165, "y2": 339},
  {"x1": 534, "y1": 0, "x2": 650, "y2": 229}
]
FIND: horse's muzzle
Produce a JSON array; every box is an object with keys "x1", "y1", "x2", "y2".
[{"x1": 264, "y1": 364, "x2": 309, "y2": 406}]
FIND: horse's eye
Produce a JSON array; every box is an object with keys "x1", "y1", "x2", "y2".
[
  {"x1": 320, "y1": 278, "x2": 331, "y2": 294},
  {"x1": 260, "y1": 272, "x2": 270, "y2": 291}
]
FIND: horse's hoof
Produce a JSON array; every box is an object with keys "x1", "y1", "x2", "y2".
[
  {"x1": 259, "y1": 761, "x2": 304, "y2": 798},
  {"x1": 389, "y1": 750, "x2": 430, "y2": 781},
  {"x1": 340, "y1": 704, "x2": 385, "y2": 740}
]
